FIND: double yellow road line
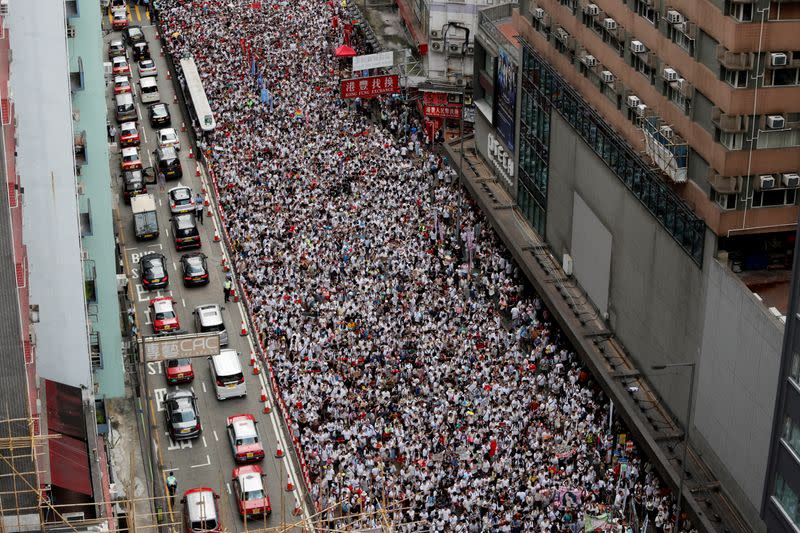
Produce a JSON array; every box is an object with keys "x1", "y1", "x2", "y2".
[{"x1": 107, "y1": 4, "x2": 150, "y2": 25}]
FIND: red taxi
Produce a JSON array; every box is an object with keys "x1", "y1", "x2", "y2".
[
  {"x1": 226, "y1": 414, "x2": 264, "y2": 463},
  {"x1": 120, "y1": 147, "x2": 142, "y2": 171},
  {"x1": 119, "y1": 122, "x2": 140, "y2": 147},
  {"x1": 111, "y1": 8, "x2": 128, "y2": 30},
  {"x1": 111, "y1": 55, "x2": 130, "y2": 75},
  {"x1": 166, "y1": 358, "x2": 194, "y2": 385},
  {"x1": 232, "y1": 465, "x2": 271, "y2": 519},
  {"x1": 149, "y1": 297, "x2": 179, "y2": 334}
]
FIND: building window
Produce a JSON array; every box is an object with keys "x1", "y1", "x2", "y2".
[
  {"x1": 726, "y1": 0, "x2": 754, "y2": 22},
  {"x1": 559, "y1": 0, "x2": 577, "y2": 14},
  {"x1": 631, "y1": 54, "x2": 655, "y2": 82},
  {"x1": 766, "y1": 68, "x2": 800, "y2": 87},
  {"x1": 790, "y1": 351, "x2": 800, "y2": 383},
  {"x1": 757, "y1": 129, "x2": 800, "y2": 149},
  {"x1": 715, "y1": 192, "x2": 738, "y2": 210},
  {"x1": 752, "y1": 188, "x2": 797, "y2": 208},
  {"x1": 774, "y1": 474, "x2": 800, "y2": 527},
  {"x1": 724, "y1": 68, "x2": 749, "y2": 88},
  {"x1": 634, "y1": 0, "x2": 658, "y2": 25},
  {"x1": 667, "y1": 24, "x2": 694, "y2": 55},
  {"x1": 719, "y1": 131, "x2": 744, "y2": 150},
  {"x1": 90, "y1": 332, "x2": 103, "y2": 369},
  {"x1": 666, "y1": 84, "x2": 691, "y2": 114}
]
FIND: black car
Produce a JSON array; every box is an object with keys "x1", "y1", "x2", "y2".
[
  {"x1": 164, "y1": 390, "x2": 201, "y2": 441},
  {"x1": 121, "y1": 170, "x2": 147, "y2": 203},
  {"x1": 180, "y1": 252, "x2": 209, "y2": 287},
  {"x1": 148, "y1": 103, "x2": 171, "y2": 128},
  {"x1": 123, "y1": 25, "x2": 146, "y2": 46},
  {"x1": 155, "y1": 146, "x2": 182, "y2": 180},
  {"x1": 171, "y1": 213, "x2": 201, "y2": 250},
  {"x1": 140, "y1": 252, "x2": 169, "y2": 290},
  {"x1": 132, "y1": 41, "x2": 150, "y2": 61}
]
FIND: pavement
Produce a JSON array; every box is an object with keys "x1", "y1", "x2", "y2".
[{"x1": 102, "y1": 12, "x2": 313, "y2": 532}]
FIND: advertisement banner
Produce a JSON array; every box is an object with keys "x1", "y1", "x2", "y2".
[
  {"x1": 352, "y1": 51, "x2": 394, "y2": 71},
  {"x1": 495, "y1": 49, "x2": 517, "y2": 152},
  {"x1": 422, "y1": 92, "x2": 462, "y2": 119},
  {"x1": 340, "y1": 75, "x2": 400, "y2": 99}
]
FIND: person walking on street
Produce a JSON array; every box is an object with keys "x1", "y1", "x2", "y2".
[
  {"x1": 108, "y1": 124, "x2": 117, "y2": 144},
  {"x1": 166, "y1": 472, "x2": 177, "y2": 510},
  {"x1": 194, "y1": 193, "x2": 204, "y2": 224},
  {"x1": 223, "y1": 275, "x2": 232, "y2": 302}
]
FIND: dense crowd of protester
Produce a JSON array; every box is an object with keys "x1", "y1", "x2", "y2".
[{"x1": 155, "y1": 1, "x2": 692, "y2": 530}]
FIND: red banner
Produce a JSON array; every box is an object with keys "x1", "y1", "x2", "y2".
[
  {"x1": 340, "y1": 75, "x2": 400, "y2": 99},
  {"x1": 423, "y1": 105, "x2": 462, "y2": 119},
  {"x1": 422, "y1": 91, "x2": 462, "y2": 119}
]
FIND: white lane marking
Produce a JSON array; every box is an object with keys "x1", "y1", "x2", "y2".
[
  {"x1": 172, "y1": 261, "x2": 177, "y2": 270},
  {"x1": 136, "y1": 283, "x2": 150, "y2": 303},
  {"x1": 190, "y1": 386, "x2": 195, "y2": 394},
  {"x1": 147, "y1": 361, "x2": 163, "y2": 375},
  {"x1": 182, "y1": 298, "x2": 186, "y2": 308},
  {"x1": 141, "y1": 122, "x2": 148, "y2": 143},
  {"x1": 202, "y1": 381, "x2": 207, "y2": 394},
  {"x1": 154, "y1": 388, "x2": 167, "y2": 411},
  {"x1": 166, "y1": 435, "x2": 193, "y2": 451},
  {"x1": 226, "y1": 483, "x2": 231, "y2": 495},
  {"x1": 159, "y1": 198, "x2": 163, "y2": 207},
  {"x1": 162, "y1": 467, "x2": 179, "y2": 471},
  {"x1": 190, "y1": 454, "x2": 211, "y2": 468},
  {"x1": 212, "y1": 429, "x2": 218, "y2": 441},
  {"x1": 143, "y1": 309, "x2": 152, "y2": 325},
  {"x1": 202, "y1": 436, "x2": 207, "y2": 448}
]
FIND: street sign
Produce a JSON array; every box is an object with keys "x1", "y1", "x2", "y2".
[
  {"x1": 423, "y1": 105, "x2": 462, "y2": 119},
  {"x1": 140, "y1": 332, "x2": 221, "y2": 362},
  {"x1": 352, "y1": 51, "x2": 394, "y2": 71},
  {"x1": 340, "y1": 75, "x2": 399, "y2": 99}
]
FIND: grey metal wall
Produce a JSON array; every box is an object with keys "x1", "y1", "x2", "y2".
[
  {"x1": 570, "y1": 193, "x2": 612, "y2": 316},
  {"x1": 544, "y1": 111, "x2": 779, "y2": 525}
]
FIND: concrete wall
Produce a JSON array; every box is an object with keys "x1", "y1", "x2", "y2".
[
  {"x1": 10, "y1": 1, "x2": 92, "y2": 391},
  {"x1": 695, "y1": 258, "x2": 783, "y2": 528},
  {"x1": 546, "y1": 113, "x2": 707, "y2": 413},
  {"x1": 70, "y1": 0, "x2": 124, "y2": 398},
  {"x1": 543, "y1": 110, "x2": 780, "y2": 526}
]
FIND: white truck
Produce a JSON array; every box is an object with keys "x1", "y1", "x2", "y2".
[{"x1": 131, "y1": 194, "x2": 159, "y2": 240}]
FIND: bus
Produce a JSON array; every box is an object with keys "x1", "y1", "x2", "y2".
[{"x1": 179, "y1": 57, "x2": 216, "y2": 133}]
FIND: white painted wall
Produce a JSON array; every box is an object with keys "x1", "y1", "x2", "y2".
[
  {"x1": 424, "y1": 0, "x2": 485, "y2": 82},
  {"x1": 10, "y1": 1, "x2": 92, "y2": 390}
]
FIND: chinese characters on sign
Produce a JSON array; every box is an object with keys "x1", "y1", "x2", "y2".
[
  {"x1": 340, "y1": 75, "x2": 400, "y2": 99},
  {"x1": 421, "y1": 91, "x2": 463, "y2": 119}
]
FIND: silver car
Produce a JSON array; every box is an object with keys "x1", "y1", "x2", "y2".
[
  {"x1": 158, "y1": 127, "x2": 181, "y2": 151},
  {"x1": 138, "y1": 58, "x2": 157, "y2": 78},
  {"x1": 168, "y1": 185, "x2": 194, "y2": 215}
]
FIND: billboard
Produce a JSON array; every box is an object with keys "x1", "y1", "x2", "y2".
[
  {"x1": 340, "y1": 75, "x2": 400, "y2": 99},
  {"x1": 141, "y1": 332, "x2": 221, "y2": 361},
  {"x1": 422, "y1": 91, "x2": 462, "y2": 119},
  {"x1": 495, "y1": 49, "x2": 517, "y2": 153},
  {"x1": 352, "y1": 51, "x2": 394, "y2": 71}
]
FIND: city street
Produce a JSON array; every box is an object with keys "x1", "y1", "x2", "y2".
[{"x1": 103, "y1": 12, "x2": 313, "y2": 532}]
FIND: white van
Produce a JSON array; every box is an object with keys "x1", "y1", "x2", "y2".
[
  {"x1": 208, "y1": 349, "x2": 246, "y2": 400},
  {"x1": 139, "y1": 77, "x2": 160, "y2": 104}
]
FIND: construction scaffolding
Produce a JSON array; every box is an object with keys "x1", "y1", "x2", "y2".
[{"x1": 641, "y1": 114, "x2": 689, "y2": 184}]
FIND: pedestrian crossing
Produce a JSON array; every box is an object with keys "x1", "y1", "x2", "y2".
[{"x1": 107, "y1": 4, "x2": 150, "y2": 24}]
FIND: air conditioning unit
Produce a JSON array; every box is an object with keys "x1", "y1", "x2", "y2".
[
  {"x1": 767, "y1": 115, "x2": 785, "y2": 129},
  {"x1": 676, "y1": 21, "x2": 687, "y2": 34},
  {"x1": 430, "y1": 29, "x2": 441, "y2": 39},
  {"x1": 770, "y1": 52, "x2": 788, "y2": 67},
  {"x1": 562, "y1": 253, "x2": 574, "y2": 276},
  {"x1": 0, "y1": 0, "x2": 8, "y2": 16},
  {"x1": 603, "y1": 18, "x2": 617, "y2": 30},
  {"x1": 448, "y1": 43, "x2": 461, "y2": 54},
  {"x1": 584, "y1": 3, "x2": 599, "y2": 16},
  {"x1": 630, "y1": 40, "x2": 646, "y2": 54},
  {"x1": 466, "y1": 44, "x2": 474, "y2": 55},
  {"x1": 76, "y1": 182, "x2": 85, "y2": 195},
  {"x1": 783, "y1": 173, "x2": 800, "y2": 188},
  {"x1": 534, "y1": 7, "x2": 545, "y2": 19},
  {"x1": 430, "y1": 41, "x2": 443, "y2": 52},
  {"x1": 758, "y1": 174, "x2": 776, "y2": 190},
  {"x1": 601, "y1": 70, "x2": 614, "y2": 84},
  {"x1": 659, "y1": 126, "x2": 674, "y2": 139},
  {"x1": 666, "y1": 10, "x2": 683, "y2": 25},
  {"x1": 80, "y1": 249, "x2": 89, "y2": 261},
  {"x1": 67, "y1": 25, "x2": 76, "y2": 38},
  {"x1": 663, "y1": 67, "x2": 679, "y2": 81},
  {"x1": 635, "y1": 103, "x2": 648, "y2": 117},
  {"x1": 626, "y1": 95, "x2": 641, "y2": 108},
  {"x1": 583, "y1": 54, "x2": 597, "y2": 67},
  {"x1": 675, "y1": 78, "x2": 688, "y2": 91}
]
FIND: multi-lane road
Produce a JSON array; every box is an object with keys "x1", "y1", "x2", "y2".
[{"x1": 103, "y1": 10, "x2": 313, "y2": 532}]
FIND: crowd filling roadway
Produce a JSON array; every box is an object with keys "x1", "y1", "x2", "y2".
[{"x1": 156, "y1": 1, "x2": 693, "y2": 531}]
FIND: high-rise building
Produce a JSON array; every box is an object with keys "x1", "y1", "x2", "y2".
[
  {"x1": 10, "y1": 0, "x2": 123, "y2": 400},
  {"x1": 466, "y1": 0, "x2": 800, "y2": 530},
  {"x1": 764, "y1": 223, "x2": 800, "y2": 532}
]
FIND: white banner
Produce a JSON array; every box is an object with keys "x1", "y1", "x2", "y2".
[{"x1": 352, "y1": 51, "x2": 394, "y2": 71}]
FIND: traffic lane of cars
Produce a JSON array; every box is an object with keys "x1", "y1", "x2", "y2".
[{"x1": 108, "y1": 24, "x2": 305, "y2": 530}]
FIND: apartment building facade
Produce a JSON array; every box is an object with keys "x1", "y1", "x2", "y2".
[{"x1": 471, "y1": 0, "x2": 800, "y2": 530}]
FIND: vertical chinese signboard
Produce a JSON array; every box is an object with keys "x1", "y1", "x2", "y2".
[
  {"x1": 421, "y1": 92, "x2": 462, "y2": 119},
  {"x1": 495, "y1": 49, "x2": 517, "y2": 153},
  {"x1": 340, "y1": 75, "x2": 400, "y2": 98}
]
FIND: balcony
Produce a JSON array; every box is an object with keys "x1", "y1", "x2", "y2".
[
  {"x1": 642, "y1": 116, "x2": 688, "y2": 183},
  {"x1": 74, "y1": 130, "x2": 86, "y2": 166},
  {"x1": 711, "y1": 107, "x2": 749, "y2": 133},
  {"x1": 89, "y1": 331, "x2": 102, "y2": 369},
  {"x1": 83, "y1": 259, "x2": 96, "y2": 303},
  {"x1": 716, "y1": 45, "x2": 753, "y2": 71}
]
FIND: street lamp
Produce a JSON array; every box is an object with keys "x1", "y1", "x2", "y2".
[{"x1": 651, "y1": 362, "x2": 696, "y2": 533}]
